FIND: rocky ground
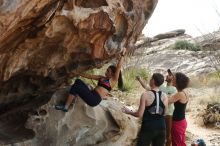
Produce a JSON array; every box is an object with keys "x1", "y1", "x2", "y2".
[{"x1": 186, "y1": 87, "x2": 220, "y2": 146}]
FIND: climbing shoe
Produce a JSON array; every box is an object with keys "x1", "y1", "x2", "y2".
[{"x1": 55, "y1": 104, "x2": 68, "y2": 112}]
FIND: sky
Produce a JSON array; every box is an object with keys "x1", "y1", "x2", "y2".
[{"x1": 142, "y1": 0, "x2": 220, "y2": 37}]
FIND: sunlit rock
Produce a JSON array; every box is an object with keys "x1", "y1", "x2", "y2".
[{"x1": 0, "y1": 0, "x2": 157, "y2": 144}]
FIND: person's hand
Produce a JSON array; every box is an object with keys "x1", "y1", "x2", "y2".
[
  {"x1": 121, "y1": 48, "x2": 126, "y2": 56},
  {"x1": 94, "y1": 61, "x2": 102, "y2": 69},
  {"x1": 73, "y1": 71, "x2": 80, "y2": 76},
  {"x1": 135, "y1": 76, "x2": 141, "y2": 81},
  {"x1": 122, "y1": 106, "x2": 132, "y2": 114},
  {"x1": 166, "y1": 74, "x2": 174, "y2": 83},
  {"x1": 117, "y1": 48, "x2": 126, "y2": 59}
]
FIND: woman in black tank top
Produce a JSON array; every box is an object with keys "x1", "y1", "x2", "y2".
[
  {"x1": 122, "y1": 73, "x2": 168, "y2": 146},
  {"x1": 168, "y1": 72, "x2": 190, "y2": 146}
]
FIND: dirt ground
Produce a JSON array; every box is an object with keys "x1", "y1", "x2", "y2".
[{"x1": 185, "y1": 87, "x2": 220, "y2": 146}]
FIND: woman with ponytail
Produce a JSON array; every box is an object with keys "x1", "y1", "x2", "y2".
[{"x1": 55, "y1": 49, "x2": 125, "y2": 112}]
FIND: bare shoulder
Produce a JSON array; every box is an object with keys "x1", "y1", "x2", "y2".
[
  {"x1": 180, "y1": 90, "x2": 188, "y2": 102},
  {"x1": 140, "y1": 91, "x2": 152, "y2": 99},
  {"x1": 141, "y1": 91, "x2": 148, "y2": 98},
  {"x1": 143, "y1": 90, "x2": 154, "y2": 97},
  {"x1": 176, "y1": 92, "x2": 185, "y2": 98},
  {"x1": 142, "y1": 90, "x2": 155, "y2": 102}
]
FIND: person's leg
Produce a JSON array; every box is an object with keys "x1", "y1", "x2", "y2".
[
  {"x1": 152, "y1": 130, "x2": 165, "y2": 146},
  {"x1": 136, "y1": 129, "x2": 153, "y2": 146},
  {"x1": 171, "y1": 121, "x2": 179, "y2": 146},
  {"x1": 55, "y1": 95, "x2": 74, "y2": 112},
  {"x1": 55, "y1": 79, "x2": 82, "y2": 112},
  {"x1": 181, "y1": 119, "x2": 187, "y2": 146},
  {"x1": 165, "y1": 115, "x2": 172, "y2": 146},
  {"x1": 64, "y1": 94, "x2": 76, "y2": 109},
  {"x1": 171, "y1": 119, "x2": 187, "y2": 146},
  {"x1": 69, "y1": 79, "x2": 101, "y2": 106},
  {"x1": 55, "y1": 79, "x2": 101, "y2": 111},
  {"x1": 55, "y1": 79, "x2": 87, "y2": 112}
]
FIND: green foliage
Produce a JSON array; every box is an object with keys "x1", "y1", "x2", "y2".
[
  {"x1": 173, "y1": 40, "x2": 201, "y2": 52},
  {"x1": 121, "y1": 67, "x2": 150, "y2": 92},
  {"x1": 208, "y1": 70, "x2": 220, "y2": 79}
]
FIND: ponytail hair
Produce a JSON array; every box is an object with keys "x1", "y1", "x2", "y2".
[
  {"x1": 108, "y1": 65, "x2": 124, "y2": 90},
  {"x1": 118, "y1": 70, "x2": 123, "y2": 90}
]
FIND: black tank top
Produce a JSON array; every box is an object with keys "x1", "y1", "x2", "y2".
[
  {"x1": 173, "y1": 101, "x2": 187, "y2": 121},
  {"x1": 141, "y1": 90, "x2": 166, "y2": 130}
]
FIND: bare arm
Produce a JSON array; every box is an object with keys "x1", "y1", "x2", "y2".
[
  {"x1": 112, "y1": 54, "x2": 124, "y2": 82},
  {"x1": 122, "y1": 93, "x2": 146, "y2": 117},
  {"x1": 162, "y1": 93, "x2": 168, "y2": 116},
  {"x1": 77, "y1": 72, "x2": 104, "y2": 80},
  {"x1": 111, "y1": 48, "x2": 126, "y2": 84},
  {"x1": 168, "y1": 93, "x2": 181, "y2": 104},
  {"x1": 136, "y1": 76, "x2": 150, "y2": 90}
]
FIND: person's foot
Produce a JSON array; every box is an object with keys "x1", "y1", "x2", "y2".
[{"x1": 55, "y1": 104, "x2": 68, "y2": 112}]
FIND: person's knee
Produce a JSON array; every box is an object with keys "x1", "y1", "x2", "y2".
[
  {"x1": 71, "y1": 79, "x2": 83, "y2": 89},
  {"x1": 75, "y1": 78, "x2": 83, "y2": 84}
]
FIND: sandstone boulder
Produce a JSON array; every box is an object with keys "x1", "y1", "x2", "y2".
[
  {"x1": 1, "y1": 89, "x2": 139, "y2": 145},
  {"x1": 0, "y1": 0, "x2": 157, "y2": 143}
]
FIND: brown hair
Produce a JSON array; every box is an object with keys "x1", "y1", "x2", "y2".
[
  {"x1": 108, "y1": 65, "x2": 123, "y2": 90},
  {"x1": 175, "y1": 72, "x2": 190, "y2": 91},
  {"x1": 152, "y1": 73, "x2": 164, "y2": 87}
]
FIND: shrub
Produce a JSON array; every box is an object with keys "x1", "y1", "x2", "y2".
[
  {"x1": 121, "y1": 67, "x2": 150, "y2": 92},
  {"x1": 173, "y1": 40, "x2": 201, "y2": 52},
  {"x1": 208, "y1": 70, "x2": 220, "y2": 79}
]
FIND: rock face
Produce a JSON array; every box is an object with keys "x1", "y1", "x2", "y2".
[
  {"x1": 8, "y1": 89, "x2": 138, "y2": 146},
  {"x1": 0, "y1": 0, "x2": 157, "y2": 144},
  {"x1": 132, "y1": 31, "x2": 219, "y2": 76},
  {"x1": 152, "y1": 29, "x2": 185, "y2": 41}
]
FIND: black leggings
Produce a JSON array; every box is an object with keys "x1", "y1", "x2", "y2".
[
  {"x1": 136, "y1": 128, "x2": 165, "y2": 146},
  {"x1": 69, "y1": 79, "x2": 102, "y2": 107}
]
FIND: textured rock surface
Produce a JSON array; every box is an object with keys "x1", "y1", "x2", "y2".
[
  {"x1": 0, "y1": 0, "x2": 157, "y2": 144},
  {"x1": 7, "y1": 89, "x2": 138, "y2": 146},
  {"x1": 132, "y1": 32, "x2": 219, "y2": 75},
  {"x1": 152, "y1": 29, "x2": 185, "y2": 41}
]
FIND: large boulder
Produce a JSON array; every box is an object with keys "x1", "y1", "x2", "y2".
[
  {"x1": 152, "y1": 29, "x2": 185, "y2": 41},
  {"x1": 0, "y1": 0, "x2": 156, "y2": 143},
  {"x1": 3, "y1": 89, "x2": 138, "y2": 146}
]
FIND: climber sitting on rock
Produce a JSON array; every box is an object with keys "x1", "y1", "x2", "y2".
[{"x1": 55, "y1": 49, "x2": 125, "y2": 112}]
